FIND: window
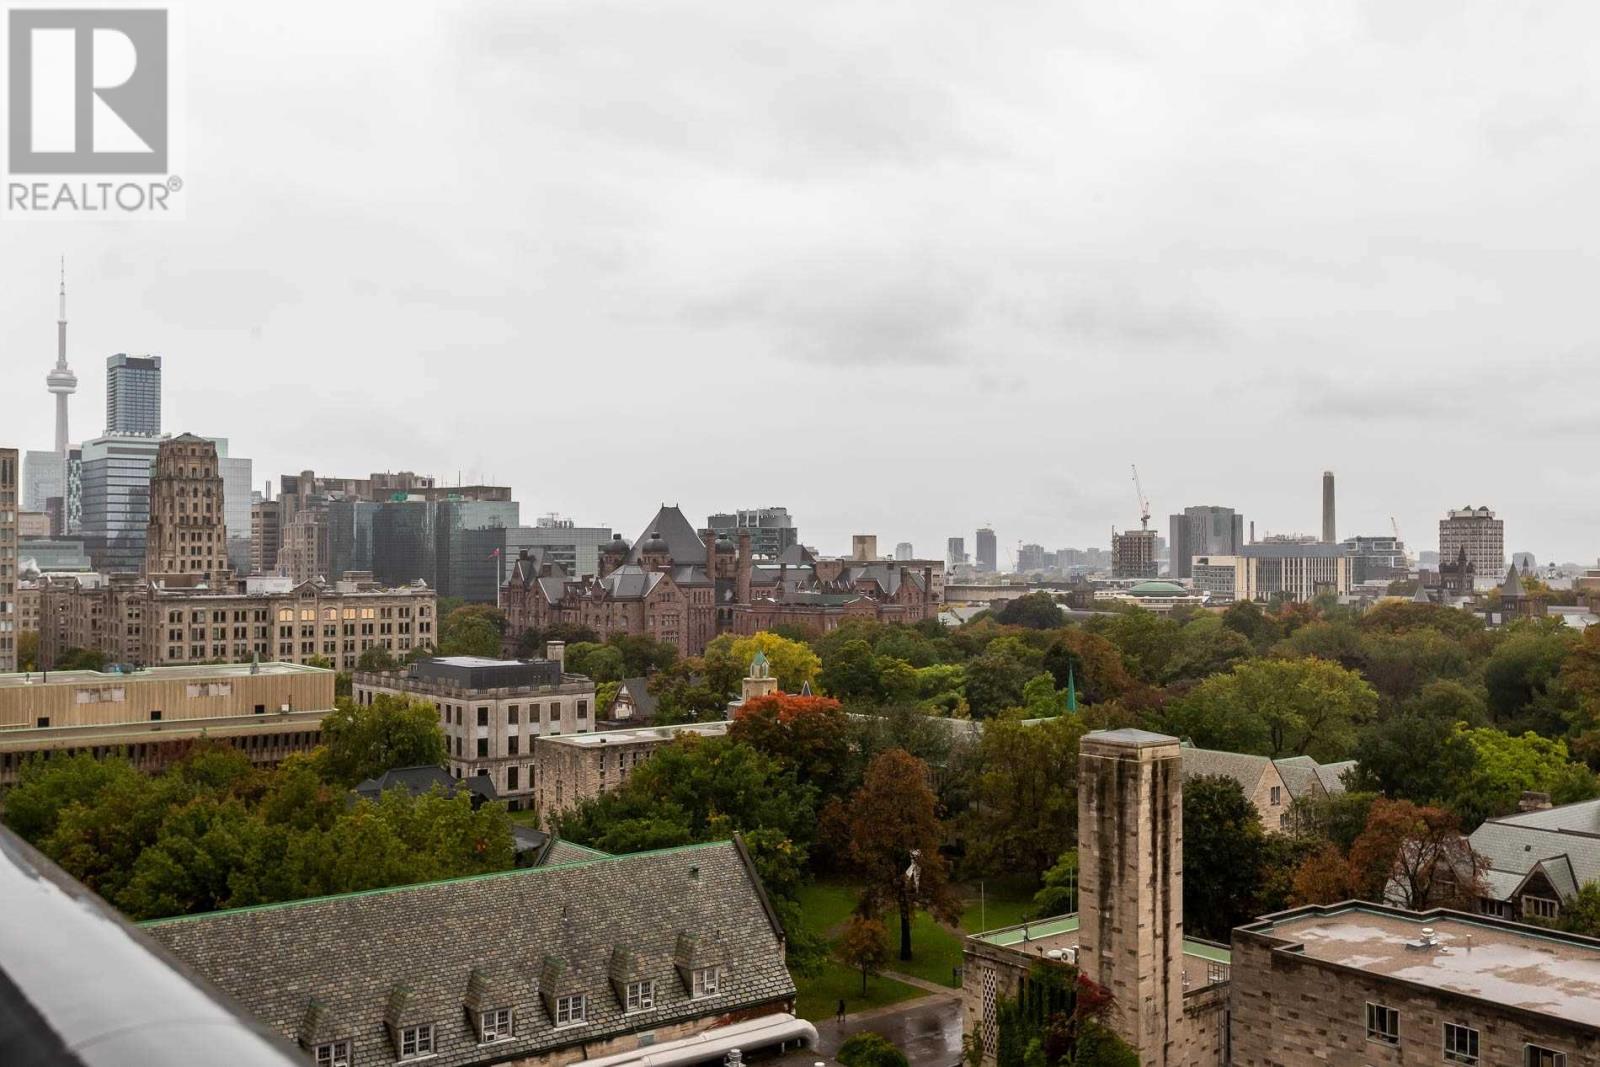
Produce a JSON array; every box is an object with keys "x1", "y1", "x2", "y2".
[
  {"x1": 555, "y1": 994, "x2": 586, "y2": 1025},
  {"x1": 314, "y1": 1040, "x2": 351, "y2": 1067},
  {"x1": 1269, "y1": 785, "x2": 1282, "y2": 805},
  {"x1": 1524, "y1": 896, "x2": 1560, "y2": 920},
  {"x1": 149, "y1": 710, "x2": 162, "y2": 721},
  {"x1": 626, "y1": 980, "x2": 655, "y2": 1011},
  {"x1": 399, "y1": 1023, "x2": 434, "y2": 1057},
  {"x1": 508, "y1": 706, "x2": 519, "y2": 725},
  {"x1": 477, "y1": 707, "x2": 489, "y2": 726},
  {"x1": 507, "y1": 766, "x2": 519, "y2": 790},
  {"x1": 508, "y1": 736, "x2": 520, "y2": 756},
  {"x1": 480, "y1": 1007, "x2": 512, "y2": 1041},
  {"x1": 477, "y1": 738, "x2": 489, "y2": 758},
  {"x1": 692, "y1": 967, "x2": 721, "y2": 997},
  {"x1": 1526, "y1": 1047, "x2": 1567, "y2": 1067},
  {"x1": 1365, "y1": 1002, "x2": 1398, "y2": 1044},
  {"x1": 1445, "y1": 1023, "x2": 1478, "y2": 1064}
]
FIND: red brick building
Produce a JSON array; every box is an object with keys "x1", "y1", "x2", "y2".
[{"x1": 502, "y1": 506, "x2": 940, "y2": 655}]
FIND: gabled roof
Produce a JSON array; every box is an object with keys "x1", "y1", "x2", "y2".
[
  {"x1": 144, "y1": 840, "x2": 794, "y2": 1067},
  {"x1": 628, "y1": 506, "x2": 707, "y2": 566},
  {"x1": 1469, "y1": 816, "x2": 1600, "y2": 904},
  {"x1": 1270, "y1": 756, "x2": 1325, "y2": 801},
  {"x1": 1180, "y1": 746, "x2": 1273, "y2": 795},
  {"x1": 598, "y1": 566, "x2": 666, "y2": 600},
  {"x1": 353, "y1": 765, "x2": 497, "y2": 804},
  {"x1": 609, "y1": 677, "x2": 660, "y2": 722}
]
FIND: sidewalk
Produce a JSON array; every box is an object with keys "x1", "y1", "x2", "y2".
[{"x1": 799, "y1": 989, "x2": 963, "y2": 1067}]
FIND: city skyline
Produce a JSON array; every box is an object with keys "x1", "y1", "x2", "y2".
[{"x1": 3, "y1": 3, "x2": 1599, "y2": 561}]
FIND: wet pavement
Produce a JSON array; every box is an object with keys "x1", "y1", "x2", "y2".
[{"x1": 773, "y1": 992, "x2": 963, "y2": 1067}]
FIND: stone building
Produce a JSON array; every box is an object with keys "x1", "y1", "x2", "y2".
[
  {"x1": 1470, "y1": 795, "x2": 1600, "y2": 922},
  {"x1": 532, "y1": 722, "x2": 728, "y2": 829},
  {"x1": 145, "y1": 839, "x2": 810, "y2": 1067},
  {"x1": 353, "y1": 650, "x2": 597, "y2": 811},
  {"x1": 1230, "y1": 905, "x2": 1600, "y2": 1066},
  {"x1": 0, "y1": 447, "x2": 17, "y2": 671},
  {"x1": 503, "y1": 506, "x2": 941, "y2": 657},
  {"x1": 145, "y1": 434, "x2": 232, "y2": 586},
  {"x1": 0, "y1": 662, "x2": 335, "y2": 786},
  {"x1": 39, "y1": 576, "x2": 435, "y2": 671},
  {"x1": 1180, "y1": 745, "x2": 1353, "y2": 834},
  {"x1": 964, "y1": 729, "x2": 1230, "y2": 1067}
]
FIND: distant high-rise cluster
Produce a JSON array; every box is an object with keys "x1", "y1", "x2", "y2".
[
  {"x1": 706, "y1": 507, "x2": 798, "y2": 560},
  {"x1": 1168, "y1": 505, "x2": 1244, "y2": 579},
  {"x1": 975, "y1": 526, "x2": 997, "y2": 572}
]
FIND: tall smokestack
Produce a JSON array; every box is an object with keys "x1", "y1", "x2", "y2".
[{"x1": 1322, "y1": 471, "x2": 1336, "y2": 543}]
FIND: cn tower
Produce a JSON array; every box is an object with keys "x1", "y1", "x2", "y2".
[{"x1": 46, "y1": 258, "x2": 77, "y2": 454}]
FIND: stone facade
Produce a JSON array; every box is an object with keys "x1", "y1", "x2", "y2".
[
  {"x1": 145, "y1": 434, "x2": 232, "y2": 585},
  {"x1": 39, "y1": 576, "x2": 435, "y2": 671},
  {"x1": 0, "y1": 661, "x2": 335, "y2": 786},
  {"x1": 1079, "y1": 730, "x2": 1187, "y2": 1066},
  {"x1": 532, "y1": 723, "x2": 728, "y2": 828},
  {"x1": 1229, "y1": 909, "x2": 1600, "y2": 1066},
  {"x1": 354, "y1": 652, "x2": 597, "y2": 810},
  {"x1": 0, "y1": 448, "x2": 16, "y2": 672}
]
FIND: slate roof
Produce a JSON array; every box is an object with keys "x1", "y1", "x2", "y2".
[
  {"x1": 1180, "y1": 747, "x2": 1271, "y2": 794},
  {"x1": 353, "y1": 766, "x2": 497, "y2": 805},
  {"x1": 610, "y1": 676, "x2": 660, "y2": 722},
  {"x1": 144, "y1": 840, "x2": 793, "y2": 1067},
  {"x1": 1471, "y1": 798, "x2": 1600, "y2": 904},
  {"x1": 628, "y1": 506, "x2": 708, "y2": 567}
]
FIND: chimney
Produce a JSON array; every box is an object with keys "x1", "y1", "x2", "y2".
[
  {"x1": 736, "y1": 532, "x2": 752, "y2": 605},
  {"x1": 546, "y1": 640, "x2": 565, "y2": 671},
  {"x1": 1518, "y1": 790, "x2": 1553, "y2": 813},
  {"x1": 1322, "y1": 470, "x2": 1336, "y2": 543},
  {"x1": 702, "y1": 528, "x2": 717, "y2": 577}
]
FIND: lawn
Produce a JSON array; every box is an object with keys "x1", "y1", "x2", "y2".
[
  {"x1": 792, "y1": 879, "x2": 1039, "y2": 1002},
  {"x1": 793, "y1": 962, "x2": 923, "y2": 1022}
]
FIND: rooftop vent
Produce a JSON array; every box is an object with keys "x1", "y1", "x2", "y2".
[{"x1": 1405, "y1": 927, "x2": 1441, "y2": 951}]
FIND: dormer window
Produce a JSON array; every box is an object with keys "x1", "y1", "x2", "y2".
[
  {"x1": 399, "y1": 1024, "x2": 434, "y2": 1058},
  {"x1": 480, "y1": 1008, "x2": 512, "y2": 1042},
  {"x1": 555, "y1": 994, "x2": 586, "y2": 1026},
  {"x1": 625, "y1": 980, "x2": 655, "y2": 1011},
  {"x1": 314, "y1": 1040, "x2": 351, "y2": 1067},
  {"x1": 692, "y1": 967, "x2": 721, "y2": 997}
]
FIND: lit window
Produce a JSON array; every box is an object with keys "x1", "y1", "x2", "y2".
[
  {"x1": 626, "y1": 980, "x2": 655, "y2": 1011},
  {"x1": 399, "y1": 1024, "x2": 434, "y2": 1058},
  {"x1": 480, "y1": 1007, "x2": 512, "y2": 1041},
  {"x1": 692, "y1": 967, "x2": 721, "y2": 997},
  {"x1": 555, "y1": 994, "x2": 586, "y2": 1026},
  {"x1": 1445, "y1": 1022, "x2": 1478, "y2": 1064},
  {"x1": 1526, "y1": 1047, "x2": 1567, "y2": 1067},
  {"x1": 1365, "y1": 1002, "x2": 1399, "y2": 1045},
  {"x1": 314, "y1": 1040, "x2": 351, "y2": 1067}
]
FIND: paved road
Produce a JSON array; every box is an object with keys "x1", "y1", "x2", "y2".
[{"x1": 774, "y1": 992, "x2": 963, "y2": 1067}]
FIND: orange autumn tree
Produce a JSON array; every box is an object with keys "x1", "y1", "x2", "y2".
[{"x1": 731, "y1": 693, "x2": 853, "y2": 799}]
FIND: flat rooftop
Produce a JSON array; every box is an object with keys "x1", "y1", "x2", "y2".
[
  {"x1": 0, "y1": 662, "x2": 331, "y2": 689},
  {"x1": 1250, "y1": 905, "x2": 1600, "y2": 1027},
  {"x1": 541, "y1": 722, "x2": 729, "y2": 747},
  {"x1": 970, "y1": 914, "x2": 1231, "y2": 965}
]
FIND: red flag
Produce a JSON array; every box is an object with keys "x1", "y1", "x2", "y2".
[{"x1": 488, "y1": 547, "x2": 501, "y2": 560}]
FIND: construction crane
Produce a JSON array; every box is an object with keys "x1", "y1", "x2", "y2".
[{"x1": 1130, "y1": 465, "x2": 1151, "y2": 530}]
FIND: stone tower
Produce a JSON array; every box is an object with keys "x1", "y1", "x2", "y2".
[
  {"x1": 145, "y1": 434, "x2": 231, "y2": 585},
  {"x1": 741, "y1": 649, "x2": 779, "y2": 703},
  {"x1": 1078, "y1": 729, "x2": 1184, "y2": 1067}
]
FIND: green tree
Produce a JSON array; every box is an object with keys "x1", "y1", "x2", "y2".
[
  {"x1": 356, "y1": 646, "x2": 398, "y2": 672},
  {"x1": 707, "y1": 632, "x2": 822, "y2": 693},
  {"x1": 1482, "y1": 628, "x2": 1577, "y2": 735},
  {"x1": 1557, "y1": 882, "x2": 1600, "y2": 938},
  {"x1": 1030, "y1": 850, "x2": 1078, "y2": 917},
  {"x1": 606, "y1": 634, "x2": 678, "y2": 677},
  {"x1": 438, "y1": 604, "x2": 504, "y2": 657},
  {"x1": 994, "y1": 592, "x2": 1065, "y2": 629},
  {"x1": 820, "y1": 638, "x2": 884, "y2": 703},
  {"x1": 964, "y1": 714, "x2": 1087, "y2": 880},
  {"x1": 837, "y1": 915, "x2": 892, "y2": 995},
  {"x1": 1183, "y1": 774, "x2": 1270, "y2": 940},
  {"x1": 3, "y1": 752, "x2": 142, "y2": 842},
  {"x1": 16, "y1": 631, "x2": 39, "y2": 672},
  {"x1": 838, "y1": 1032, "x2": 909, "y2": 1067},
  {"x1": 964, "y1": 651, "x2": 1033, "y2": 719},
  {"x1": 848, "y1": 749, "x2": 961, "y2": 960},
  {"x1": 1164, "y1": 658, "x2": 1378, "y2": 762},
  {"x1": 315, "y1": 694, "x2": 448, "y2": 786},
  {"x1": 1349, "y1": 683, "x2": 1479, "y2": 804},
  {"x1": 53, "y1": 646, "x2": 108, "y2": 671},
  {"x1": 1447, "y1": 726, "x2": 1598, "y2": 828},
  {"x1": 564, "y1": 642, "x2": 626, "y2": 683}
]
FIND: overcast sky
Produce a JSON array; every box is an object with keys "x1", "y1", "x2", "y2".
[{"x1": 3, "y1": 0, "x2": 1597, "y2": 565}]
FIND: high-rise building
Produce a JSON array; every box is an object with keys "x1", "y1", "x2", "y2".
[
  {"x1": 706, "y1": 507, "x2": 798, "y2": 560},
  {"x1": 851, "y1": 534, "x2": 879, "y2": 561},
  {"x1": 504, "y1": 515, "x2": 613, "y2": 579},
  {"x1": 1321, "y1": 470, "x2": 1336, "y2": 543},
  {"x1": 47, "y1": 261, "x2": 77, "y2": 455},
  {"x1": 249, "y1": 498, "x2": 281, "y2": 575},
  {"x1": 78, "y1": 433, "x2": 164, "y2": 572},
  {"x1": 205, "y1": 439, "x2": 253, "y2": 574},
  {"x1": 894, "y1": 542, "x2": 914, "y2": 561},
  {"x1": 145, "y1": 435, "x2": 231, "y2": 585},
  {"x1": 1341, "y1": 535, "x2": 1407, "y2": 584},
  {"x1": 1168, "y1": 505, "x2": 1245, "y2": 579},
  {"x1": 1017, "y1": 543, "x2": 1045, "y2": 573},
  {"x1": 105, "y1": 354, "x2": 162, "y2": 436},
  {"x1": 0, "y1": 448, "x2": 17, "y2": 670},
  {"x1": 1439, "y1": 506, "x2": 1504, "y2": 587},
  {"x1": 1111, "y1": 528, "x2": 1158, "y2": 579},
  {"x1": 975, "y1": 527, "x2": 997, "y2": 573},
  {"x1": 946, "y1": 537, "x2": 966, "y2": 568}
]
